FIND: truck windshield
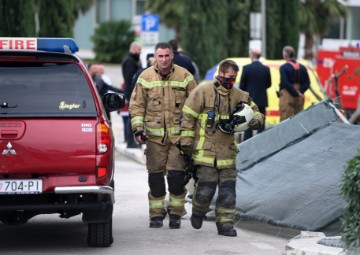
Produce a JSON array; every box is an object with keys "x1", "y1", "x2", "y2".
[{"x1": 0, "y1": 62, "x2": 97, "y2": 117}]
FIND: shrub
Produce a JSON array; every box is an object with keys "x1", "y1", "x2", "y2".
[
  {"x1": 91, "y1": 20, "x2": 135, "y2": 63},
  {"x1": 341, "y1": 151, "x2": 360, "y2": 252}
]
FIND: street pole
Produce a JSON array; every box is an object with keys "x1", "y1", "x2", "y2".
[{"x1": 261, "y1": 0, "x2": 266, "y2": 58}]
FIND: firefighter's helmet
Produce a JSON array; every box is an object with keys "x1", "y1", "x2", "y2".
[{"x1": 233, "y1": 103, "x2": 254, "y2": 132}]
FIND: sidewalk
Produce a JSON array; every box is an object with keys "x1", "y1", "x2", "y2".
[{"x1": 110, "y1": 111, "x2": 345, "y2": 255}]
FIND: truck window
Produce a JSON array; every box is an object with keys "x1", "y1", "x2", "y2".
[{"x1": 0, "y1": 62, "x2": 97, "y2": 117}]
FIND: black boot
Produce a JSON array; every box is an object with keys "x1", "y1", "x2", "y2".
[
  {"x1": 169, "y1": 214, "x2": 181, "y2": 229},
  {"x1": 216, "y1": 223, "x2": 237, "y2": 237},
  {"x1": 190, "y1": 214, "x2": 204, "y2": 229},
  {"x1": 149, "y1": 217, "x2": 163, "y2": 228}
]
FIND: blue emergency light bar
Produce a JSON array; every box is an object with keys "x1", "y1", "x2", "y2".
[
  {"x1": 0, "y1": 37, "x2": 79, "y2": 53},
  {"x1": 37, "y1": 38, "x2": 79, "y2": 53}
]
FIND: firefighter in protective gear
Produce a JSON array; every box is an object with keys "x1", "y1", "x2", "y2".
[
  {"x1": 180, "y1": 59, "x2": 264, "y2": 237},
  {"x1": 279, "y1": 45, "x2": 310, "y2": 121},
  {"x1": 129, "y1": 42, "x2": 197, "y2": 229}
]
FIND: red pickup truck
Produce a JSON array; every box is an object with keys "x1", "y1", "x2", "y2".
[{"x1": 0, "y1": 38, "x2": 124, "y2": 247}]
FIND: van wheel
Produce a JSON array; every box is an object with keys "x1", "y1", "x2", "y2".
[{"x1": 87, "y1": 218, "x2": 113, "y2": 247}]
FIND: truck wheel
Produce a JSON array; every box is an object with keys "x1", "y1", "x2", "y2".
[{"x1": 87, "y1": 218, "x2": 113, "y2": 247}]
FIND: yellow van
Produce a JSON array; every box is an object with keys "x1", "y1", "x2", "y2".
[{"x1": 204, "y1": 58, "x2": 325, "y2": 125}]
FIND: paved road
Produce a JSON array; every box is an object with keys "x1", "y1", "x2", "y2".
[{"x1": 0, "y1": 145, "x2": 298, "y2": 255}]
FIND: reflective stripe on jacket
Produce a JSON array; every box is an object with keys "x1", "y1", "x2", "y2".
[
  {"x1": 129, "y1": 64, "x2": 197, "y2": 145},
  {"x1": 180, "y1": 79, "x2": 264, "y2": 168}
]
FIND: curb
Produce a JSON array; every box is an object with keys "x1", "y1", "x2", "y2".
[{"x1": 285, "y1": 232, "x2": 344, "y2": 255}]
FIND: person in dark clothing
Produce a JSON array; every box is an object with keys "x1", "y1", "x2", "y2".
[
  {"x1": 168, "y1": 39, "x2": 195, "y2": 76},
  {"x1": 239, "y1": 49, "x2": 271, "y2": 140},
  {"x1": 279, "y1": 45, "x2": 310, "y2": 121},
  {"x1": 131, "y1": 53, "x2": 155, "y2": 91},
  {"x1": 121, "y1": 41, "x2": 142, "y2": 148},
  {"x1": 88, "y1": 63, "x2": 123, "y2": 120},
  {"x1": 178, "y1": 47, "x2": 200, "y2": 84}
]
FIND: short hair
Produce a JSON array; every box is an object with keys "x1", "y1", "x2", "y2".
[
  {"x1": 146, "y1": 53, "x2": 154, "y2": 60},
  {"x1": 155, "y1": 42, "x2": 173, "y2": 53},
  {"x1": 283, "y1": 46, "x2": 295, "y2": 59},
  {"x1": 219, "y1": 60, "x2": 239, "y2": 73},
  {"x1": 250, "y1": 48, "x2": 261, "y2": 59},
  {"x1": 168, "y1": 39, "x2": 178, "y2": 51},
  {"x1": 129, "y1": 41, "x2": 141, "y2": 51}
]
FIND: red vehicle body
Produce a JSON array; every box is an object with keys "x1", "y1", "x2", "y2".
[
  {"x1": 316, "y1": 46, "x2": 360, "y2": 115},
  {"x1": 0, "y1": 38, "x2": 124, "y2": 247}
]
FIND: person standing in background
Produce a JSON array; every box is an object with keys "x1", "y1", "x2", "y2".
[
  {"x1": 88, "y1": 63, "x2": 123, "y2": 120},
  {"x1": 240, "y1": 49, "x2": 271, "y2": 140},
  {"x1": 168, "y1": 39, "x2": 195, "y2": 76},
  {"x1": 131, "y1": 53, "x2": 156, "y2": 90},
  {"x1": 97, "y1": 64, "x2": 112, "y2": 86},
  {"x1": 178, "y1": 46, "x2": 200, "y2": 84},
  {"x1": 279, "y1": 45, "x2": 310, "y2": 121},
  {"x1": 121, "y1": 41, "x2": 142, "y2": 148}
]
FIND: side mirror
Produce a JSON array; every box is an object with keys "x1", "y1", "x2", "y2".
[{"x1": 103, "y1": 93, "x2": 125, "y2": 112}]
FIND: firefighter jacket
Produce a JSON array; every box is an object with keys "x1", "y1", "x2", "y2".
[
  {"x1": 180, "y1": 79, "x2": 264, "y2": 169},
  {"x1": 129, "y1": 63, "x2": 197, "y2": 145}
]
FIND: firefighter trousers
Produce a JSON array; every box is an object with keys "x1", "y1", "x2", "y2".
[
  {"x1": 279, "y1": 85, "x2": 304, "y2": 121},
  {"x1": 145, "y1": 139, "x2": 186, "y2": 219},
  {"x1": 192, "y1": 165, "x2": 237, "y2": 227}
]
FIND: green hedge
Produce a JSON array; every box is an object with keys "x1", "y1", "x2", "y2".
[
  {"x1": 341, "y1": 151, "x2": 360, "y2": 252},
  {"x1": 91, "y1": 20, "x2": 135, "y2": 63}
]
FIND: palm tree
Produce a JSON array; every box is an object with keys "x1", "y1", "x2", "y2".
[{"x1": 299, "y1": 0, "x2": 347, "y2": 61}]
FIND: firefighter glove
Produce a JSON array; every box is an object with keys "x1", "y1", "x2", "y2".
[
  {"x1": 179, "y1": 145, "x2": 193, "y2": 156},
  {"x1": 248, "y1": 119, "x2": 261, "y2": 130},
  {"x1": 218, "y1": 119, "x2": 235, "y2": 134},
  {"x1": 134, "y1": 130, "x2": 148, "y2": 144}
]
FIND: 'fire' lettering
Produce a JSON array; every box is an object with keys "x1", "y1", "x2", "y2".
[{"x1": 0, "y1": 38, "x2": 37, "y2": 50}]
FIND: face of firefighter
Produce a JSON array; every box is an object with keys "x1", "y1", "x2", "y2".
[
  {"x1": 217, "y1": 69, "x2": 238, "y2": 90},
  {"x1": 155, "y1": 47, "x2": 173, "y2": 75}
]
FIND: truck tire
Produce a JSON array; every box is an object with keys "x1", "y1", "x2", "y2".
[{"x1": 87, "y1": 218, "x2": 113, "y2": 247}]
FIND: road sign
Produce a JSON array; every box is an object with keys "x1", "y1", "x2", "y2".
[
  {"x1": 141, "y1": 14, "x2": 160, "y2": 45},
  {"x1": 141, "y1": 14, "x2": 159, "y2": 32},
  {"x1": 141, "y1": 32, "x2": 159, "y2": 46}
]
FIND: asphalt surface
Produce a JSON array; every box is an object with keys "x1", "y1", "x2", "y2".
[
  {"x1": 110, "y1": 111, "x2": 301, "y2": 255},
  {"x1": 105, "y1": 63, "x2": 343, "y2": 255}
]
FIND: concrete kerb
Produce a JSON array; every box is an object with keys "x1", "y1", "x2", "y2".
[{"x1": 285, "y1": 232, "x2": 344, "y2": 255}]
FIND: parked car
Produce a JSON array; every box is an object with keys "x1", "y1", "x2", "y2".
[
  {"x1": 204, "y1": 58, "x2": 326, "y2": 125},
  {"x1": 0, "y1": 37, "x2": 124, "y2": 247}
]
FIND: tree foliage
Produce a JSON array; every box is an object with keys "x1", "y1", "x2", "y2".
[
  {"x1": 265, "y1": 0, "x2": 300, "y2": 59},
  {"x1": 0, "y1": 0, "x2": 36, "y2": 37},
  {"x1": 299, "y1": 0, "x2": 347, "y2": 60},
  {"x1": 226, "y1": 0, "x2": 252, "y2": 58},
  {"x1": 0, "y1": 0, "x2": 92, "y2": 38},
  {"x1": 37, "y1": 0, "x2": 92, "y2": 37},
  {"x1": 341, "y1": 151, "x2": 360, "y2": 252},
  {"x1": 37, "y1": 0, "x2": 74, "y2": 37},
  {"x1": 181, "y1": 0, "x2": 228, "y2": 76},
  {"x1": 145, "y1": 0, "x2": 184, "y2": 42},
  {"x1": 92, "y1": 20, "x2": 135, "y2": 63}
]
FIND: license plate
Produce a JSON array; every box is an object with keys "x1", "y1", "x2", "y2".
[{"x1": 0, "y1": 179, "x2": 42, "y2": 194}]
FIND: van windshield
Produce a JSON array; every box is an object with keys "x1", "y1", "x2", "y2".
[{"x1": 0, "y1": 62, "x2": 97, "y2": 117}]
